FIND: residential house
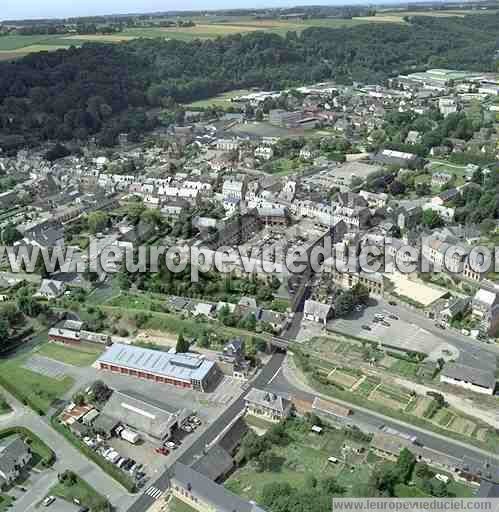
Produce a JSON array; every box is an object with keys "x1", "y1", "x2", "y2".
[
  {"x1": 431, "y1": 172, "x2": 453, "y2": 188},
  {"x1": 431, "y1": 188, "x2": 459, "y2": 206},
  {"x1": 36, "y1": 278, "x2": 65, "y2": 299},
  {"x1": 472, "y1": 286, "x2": 499, "y2": 336},
  {"x1": 405, "y1": 130, "x2": 421, "y2": 144},
  {"x1": 254, "y1": 146, "x2": 274, "y2": 161},
  {"x1": 303, "y1": 299, "x2": 333, "y2": 325},
  {"x1": 0, "y1": 436, "x2": 31, "y2": 489},
  {"x1": 170, "y1": 462, "x2": 266, "y2": 512},
  {"x1": 244, "y1": 388, "x2": 292, "y2": 422}
]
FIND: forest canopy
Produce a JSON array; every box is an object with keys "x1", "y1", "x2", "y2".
[{"x1": 1, "y1": 14, "x2": 499, "y2": 148}]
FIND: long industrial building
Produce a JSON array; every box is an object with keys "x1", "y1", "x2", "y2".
[{"x1": 96, "y1": 343, "x2": 220, "y2": 392}]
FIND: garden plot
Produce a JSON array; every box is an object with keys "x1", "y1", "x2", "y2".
[
  {"x1": 434, "y1": 408, "x2": 456, "y2": 428},
  {"x1": 327, "y1": 368, "x2": 362, "y2": 389},
  {"x1": 408, "y1": 396, "x2": 434, "y2": 418},
  {"x1": 370, "y1": 384, "x2": 413, "y2": 410},
  {"x1": 356, "y1": 376, "x2": 381, "y2": 397},
  {"x1": 448, "y1": 416, "x2": 477, "y2": 437}
]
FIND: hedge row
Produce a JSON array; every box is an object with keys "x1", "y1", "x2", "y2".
[{"x1": 50, "y1": 412, "x2": 137, "y2": 493}]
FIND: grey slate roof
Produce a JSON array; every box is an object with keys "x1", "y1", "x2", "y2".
[
  {"x1": 192, "y1": 444, "x2": 234, "y2": 482},
  {"x1": 0, "y1": 436, "x2": 30, "y2": 477},
  {"x1": 171, "y1": 462, "x2": 266, "y2": 512},
  {"x1": 441, "y1": 363, "x2": 496, "y2": 390},
  {"x1": 245, "y1": 388, "x2": 290, "y2": 414},
  {"x1": 101, "y1": 389, "x2": 187, "y2": 439}
]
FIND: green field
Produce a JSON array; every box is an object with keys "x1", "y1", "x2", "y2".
[
  {"x1": 36, "y1": 342, "x2": 103, "y2": 367},
  {"x1": 0, "y1": 353, "x2": 74, "y2": 413},
  {"x1": 226, "y1": 420, "x2": 371, "y2": 502},
  {"x1": 49, "y1": 473, "x2": 109, "y2": 511},
  {"x1": 1, "y1": 9, "x2": 493, "y2": 60},
  {"x1": 168, "y1": 497, "x2": 198, "y2": 512},
  {"x1": 186, "y1": 89, "x2": 253, "y2": 108}
]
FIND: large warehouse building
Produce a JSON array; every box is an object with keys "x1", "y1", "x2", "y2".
[
  {"x1": 96, "y1": 389, "x2": 190, "y2": 440},
  {"x1": 97, "y1": 343, "x2": 220, "y2": 392}
]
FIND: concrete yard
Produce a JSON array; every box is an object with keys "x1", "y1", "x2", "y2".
[
  {"x1": 387, "y1": 273, "x2": 448, "y2": 307},
  {"x1": 327, "y1": 303, "x2": 459, "y2": 359}
]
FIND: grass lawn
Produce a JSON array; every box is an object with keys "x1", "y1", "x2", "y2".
[
  {"x1": 185, "y1": 89, "x2": 253, "y2": 108},
  {"x1": 0, "y1": 494, "x2": 13, "y2": 511},
  {"x1": 36, "y1": 342, "x2": 103, "y2": 367},
  {"x1": 226, "y1": 420, "x2": 370, "y2": 502},
  {"x1": 0, "y1": 395, "x2": 10, "y2": 415},
  {"x1": 49, "y1": 474, "x2": 108, "y2": 510},
  {"x1": 0, "y1": 35, "x2": 70, "y2": 50},
  {"x1": 245, "y1": 414, "x2": 276, "y2": 432},
  {"x1": 395, "y1": 484, "x2": 430, "y2": 497},
  {"x1": 168, "y1": 497, "x2": 198, "y2": 512},
  {"x1": 0, "y1": 354, "x2": 74, "y2": 414},
  {"x1": 269, "y1": 298, "x2": 291, "y2": 313},
  {"x1": 390, "y1": 359, "x2": 420, "y2": 379},
  {"x1": 102, "y1": 303, "x2": 269, "y2": 345}
]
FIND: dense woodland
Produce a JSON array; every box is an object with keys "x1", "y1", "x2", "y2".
[{"x1": 1, "y1": 14, "x2": 499, "y2": 149}]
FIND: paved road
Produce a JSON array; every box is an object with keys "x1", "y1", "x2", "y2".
[
  {"x1": 0, "y1": 393, "x2": 136, "y2": 511},
  {"x1": 269, "y1": 358, "x2": 498, "y2": 466},
  {"x1": 126, "y1": 352, "x2": 285, "y2": 512},
  {"x1": 328, "y1": 298, "x2": 499, "y2": 372}
]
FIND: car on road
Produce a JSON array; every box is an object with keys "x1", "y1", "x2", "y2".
[
  {"x1": 381, "y1": 320, "x2": 390, "y2": 327},
  {"x1": 388, "y1": 301, "x2": 397, "y2": 306},
  {"x1": 434, "y1": 322, "x2": 445, "y2": 329},
  {"x1": 361, "y1": 324, "x2": 371, "y2": 331},
  {"x1": 43, "y1": 496, "x2": 56, "y2": 507},
  {"x1": 388, "y1": 314, "x2": 399, "y2": 320},
  {"x1": 155, "y1": 446, "x2": 169, "y2": 456}
]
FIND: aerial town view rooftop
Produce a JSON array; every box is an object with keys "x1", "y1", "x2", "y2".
[{"x1": 0, "y1": 1, "x2": 498, "y2": 511}]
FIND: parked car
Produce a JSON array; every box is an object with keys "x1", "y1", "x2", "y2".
[
  {"x1": 388, "y1": 314, "x2": 399, "y2": 320},
  {"x1": 361, "y1": 325, "x2": 371, "y2": 331},
  {"x1": 43, "y1": 496, "x2": 56, "y2": 507},
  {"x1": 381, "y1": 321, "x2": 390, "y2": 327},
  {"x1": 388, "y1": 301, "x2": 397, "y2": 306},
  {"x1": 155, "y1": 447, "x2": 169, "y2": 456}
]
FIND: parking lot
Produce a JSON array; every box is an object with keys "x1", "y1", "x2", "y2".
[
  {"x1": 23, "y1": 355, "x2": 69, "y2": 380},
  {"x1": 327, "y1": 303, "x2": 459, "y2": 360}
]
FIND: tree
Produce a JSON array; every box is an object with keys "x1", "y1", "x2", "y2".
[
  {"x1": 395, "y1": 448, "x2": 416, "y2": 484},
  {"x1": 176, "y1": 332, "x2": 189, "y2": 353},
  {"x1": 334, "y1": 290, "x2": 354, "y2": 317},
  {"x1": 422, "y1": 209, "x2": 444, "y2": 229},
  {"x1": 321, "y1": 476, "x2": 345, "y2": 495},
  {"x1": 87, "y1": 211, "x2": 109, "y2": 234},
  {"x1": 352, "y1": 283, "x2": 369, "y2": 305},
  {"x1": 72, "y1": 392, "x2": 86, "y2": 406},
  {"x1": 304, "y1": 474, "x2": 318, "y2": 489},
  {"x1": 0, "y1": 318, "x2": 9, "y2": 349},
  {"x1": 1, "y1": 223, "x2": 21, "y2": 244}
]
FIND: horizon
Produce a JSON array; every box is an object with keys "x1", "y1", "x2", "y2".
[{"x1": 0, "y1": 0, "x2": 461, "y2": 22}]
